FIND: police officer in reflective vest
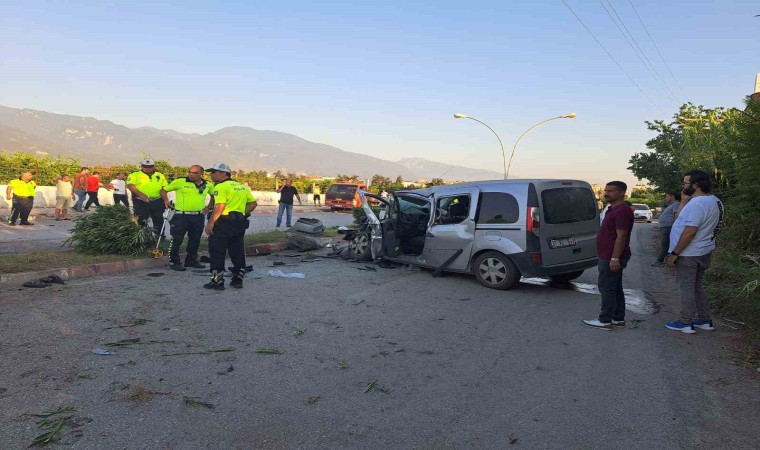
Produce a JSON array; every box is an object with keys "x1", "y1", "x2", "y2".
[
  {"x1": 160, "y1": 165, "x2": 212, "y2": 271},
  {"x1": 204, "y1": 163, "x2": 257, "y2": 290},
  {"x1": 126, "y1": 159, "x2": 168, "y2": 236},
  {"x1": 6, "y1": 171, "x2": 37, "y2": 226}
]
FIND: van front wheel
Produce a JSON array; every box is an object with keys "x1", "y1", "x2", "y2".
[{"x1": 473, "y1": 251, "x2": 520, "y2": 290}]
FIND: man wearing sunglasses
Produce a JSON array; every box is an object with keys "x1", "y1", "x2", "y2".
[{"x1": 160, "y1": 165, "x2": 212, "y2": 271}]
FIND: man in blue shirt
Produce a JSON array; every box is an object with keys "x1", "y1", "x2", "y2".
[
  {"x1": 652, "y1": 191, "x2": 681, "y2": 266},
  {"x1": 665, "y1": 170, "x2": 724, "y2": 334}
]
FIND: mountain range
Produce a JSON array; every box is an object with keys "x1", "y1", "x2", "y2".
[{"x1": 0, "y1": 105, "x2": 505, "y2": 181}]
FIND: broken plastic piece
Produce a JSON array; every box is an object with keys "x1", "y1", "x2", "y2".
[
  {"x1": 267, "y1": 269, "x2": 305, "y2": 279},
  {"x1": 92, "y1": 348, "x2": 113, "y2": 355}
]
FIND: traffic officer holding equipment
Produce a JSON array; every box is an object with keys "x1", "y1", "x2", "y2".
[
  {"x1": 126, "y1": 159, "x2": 168, "y2": 236},
  {"x1": 203, "y1": 163, "x2": 257, "y2": 290},
  {"x1": 160, "y1": 165, "x2": 212, "y2": 271},
  {"x1": 6, "y1": 171, "x2": 37, "y2": 226}
]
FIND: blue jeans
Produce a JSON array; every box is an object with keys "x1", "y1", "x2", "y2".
[
  {"x1": 74, "y1": 189, "x2": 86, "y2": 211},
  {"x1": 598, "y1": 258, "x2": 629, "y2": 323},
  {"x1": 276, "y1": 203, "x2": 293, "y2": 227}
]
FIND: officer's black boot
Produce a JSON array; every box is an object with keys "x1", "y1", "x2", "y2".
[
  {"x1": 230, "y1": 268, "x2": 245, "y2": 289},
  {"x1": 203, "y1": 270, "x2": 225, "y2": 290},
  {"x1": 185, "y1": 259, "x2": 206, "y2": 269},
  {"x1": 169, "y1": 260, "x2": 187, "y2": 271}
]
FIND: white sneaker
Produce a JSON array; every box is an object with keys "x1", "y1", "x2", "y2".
[{"x1": 582, "y1": 319, "x2": 612, "y2": 330}]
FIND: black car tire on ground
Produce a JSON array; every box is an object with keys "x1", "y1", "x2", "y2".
[
  {"x1": 349, "y1": 231, "x2": 373, "y2": 261},
  {"x1": 548, "y1": 270, "x2": 584, "y2": 283},
  {"x1": 472, "y1": 251, "x2": 521, "y2": 290}
]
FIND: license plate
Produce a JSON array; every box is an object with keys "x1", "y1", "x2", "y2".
[{"x1": 549, "y1": 237, "x2": 576, "y2": 249}]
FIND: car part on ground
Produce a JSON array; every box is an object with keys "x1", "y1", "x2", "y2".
[
  {"x1": 285, "y1": 233, "x2": 322, "y2": 251},
  {"x1": 290, "y1": 218, "x2": 325, "y2": 235}
]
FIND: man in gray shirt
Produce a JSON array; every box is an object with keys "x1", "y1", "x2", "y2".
[{"x1": 652, "y1": 191, "x2": 680, "y2": 266}]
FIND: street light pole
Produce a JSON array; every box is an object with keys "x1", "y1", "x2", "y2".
[
  {"x1": 506, "y1": 113, "x2": 576, "y2": 179},
  {"x1": 453, "y1": 113, "x2": 507, "y2": 179}
]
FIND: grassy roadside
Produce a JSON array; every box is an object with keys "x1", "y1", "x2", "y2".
[
  {"x1": 705, "y1": 242, "x2": 760, "y2": 361},
  {"x1": 2, "y1": 228, "x2": 338, "y2": 274},
  {"x1": 0, "y1": 251, "x2": 128, "y2": 274}
]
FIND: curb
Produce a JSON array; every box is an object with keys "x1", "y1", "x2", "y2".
[{"x1": 0, "y1": 242, "x2": 290, "y2": 289}]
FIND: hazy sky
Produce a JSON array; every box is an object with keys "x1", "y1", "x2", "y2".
[{"x1": 2, "y1": 1, "x2": 757, "y2": 185}]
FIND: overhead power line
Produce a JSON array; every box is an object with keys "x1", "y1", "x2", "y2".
[
  {"x1": 628, "y1": 0, "x2": 689, "y2": 100},
  {"x1": 561, "y1": 0, "x2": 666, "y2": 115},
  {"x1": 601, "y1": 0, "x2": 681, "y2": 105}
]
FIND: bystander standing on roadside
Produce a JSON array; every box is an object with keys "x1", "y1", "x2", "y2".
[
  {"x1": 652, "y1": 191, "x2": 681, "y2": 266},
  {"x1": 203, "y1": 163, "x2": 257, "y2": 290},
  {"x1": 160, "y1": 165, "x2": 211, "y2": 271},
  {"x1": 583, "y1": 181, "x2": 634, "y2": 330},
  {"x1": 6, "y1": 171, "x2": 37, "y2": 226},
  {"x1": 52, "y1": 174, "x2": 75, "y2": 221},
  {"x1": 108, "y1": 172, "x2": 130, "y2": 209},
  {"x1": 127, "y1": 159, "x2": 168, "y2": 236},
  {"x1": 275, "y1": 178, "x2": 302, "y2": 228},
  {"x1": 83, "y1": 171, "x2": 103, "y2": 210},
  {"x1": 72, "y1": 167, "x2": 89, "y2": 212},
  {"x1": 313, "y1": 183, "x2": 322, "y2": 207},
  {"x1": 664, "y1": 170, "x2": 724, "y2": 334}
]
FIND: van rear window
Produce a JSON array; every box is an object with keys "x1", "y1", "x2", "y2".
[{"x1": 541, "y1": 187, "x2": 597, "y2": 224}]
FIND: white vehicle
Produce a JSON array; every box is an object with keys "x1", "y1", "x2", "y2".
[{"x1": 632, "y1": 203, "x2": 652, "y2": 222}]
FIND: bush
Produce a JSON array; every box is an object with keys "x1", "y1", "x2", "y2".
[{"x1": 64, "y1": 206, "x2": 156, "y2": 255}]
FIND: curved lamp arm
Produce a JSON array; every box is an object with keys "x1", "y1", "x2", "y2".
[
  {"x1": 506, "y1": 113, "x2": 576, "y2": 179},
  {"x1": 453, "y1": 114, "x2": 507, "y2": 179}
]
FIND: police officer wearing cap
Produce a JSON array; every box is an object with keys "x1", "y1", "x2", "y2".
[
  {"x1": 6, "y1": 171, "x2": 37, "y2": 226},
  {"x1": 204, "y1": 163, "x2": 257, "y2": 290},
  {"x1": 160, "y1": 165, "x2": 212, "y2": 271},
  {"x1": 126, "y1": 159, "x2": 168, "y2": 235}
]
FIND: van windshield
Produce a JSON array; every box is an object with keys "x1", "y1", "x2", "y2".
[{"x1": 541, "y1": 187, "x2": 597, "y2": 224}]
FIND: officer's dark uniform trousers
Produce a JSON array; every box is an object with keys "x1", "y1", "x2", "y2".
[
  {"x1": 209, "y1": 212, "x2": 246, "y2": 273},
  {"x1": 10, "y1": 195, "x2": 34, "y2": 224},
  {"x1": 168, "y1": 213, "x2": 204, "y2": 265},
  {"x1": 133, "y1": 198, "x2": 165, "y2": 236}
]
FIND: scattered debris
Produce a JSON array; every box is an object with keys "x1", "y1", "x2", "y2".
[
  {"x1": 255, "y1": 348, "x2": 284, "y2": 355},
  {"x1": 305, "y1": 396, "x2": 320, "y2": 405},
  {"x1": 27, "y1": 406, "x2": 77, "y2": 418},
  {"x1": 117, "y1": 360, "x2": 137, "y2": 367},
  {"x1": 92, "y1": 348, "x2": 113, "y2": 356},
  {"x1": 22, "y1": 274, "x2": 66, "y2": 289},
  {"x1": 103, "y1": 338, "x2": 176, "y2": 348},
  {"x1": 162, "y1": 348, "x2": 234, "y2": 356},
  {"x1": 76, "y1": 374, "x2": 93, "y2": 380},
  {"x1": 285, "y1": 233, "x2": 323, "y2": 251},
  {"x1": 102, "y1": 318, "x2": 153, "y2": 330},
  {"x1": 146, "y1": 273, "x2": 164, "y2": 277},
  {"x1": 292, "y1": 327, "x2": 306, "y2": 337},
  {"x1": 363, "y1": 380, "x2": 389, "y2": 394},
  {"x1": 183, "y1": 396, "x2": 215, "y2": 409},
  {"x1": 356, "y1": 265, "x2": 377, "y2": 272},
  {"x1": 508, "y1": 435, "x2": 519, "y2": 445},
  {"x1": 30, "y1": 418, "x2": 67, "y2": 447},
  {"x1": 22, "y1": 280, "x2": 51, "y2": 289},
  {"x1": 267, "y1": 269, "x2": 305, "y2": 279}
]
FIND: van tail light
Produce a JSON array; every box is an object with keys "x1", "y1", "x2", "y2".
[{"x1": 527, "y1": 207, "x2": 540, "y2": 237}]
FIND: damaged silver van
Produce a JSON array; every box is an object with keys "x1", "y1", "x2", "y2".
[{"x1": 352, "y1": 179, "x2": 599, "y2": 290}]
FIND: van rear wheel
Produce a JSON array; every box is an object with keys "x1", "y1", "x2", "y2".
[
  {"x1": 548, "y1": 270, "x2": 583, "y2": 283},
  {"x1": 473, "y1": 251, "x2": 520, "y2": 290}
]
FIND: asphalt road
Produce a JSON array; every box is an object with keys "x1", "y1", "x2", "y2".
[
  {"x1": 0, "y1": 205, "x2": 354, "y2": 255},
  {"x1": 0, "y1": 223, "x2": 758, "y2": 448}
]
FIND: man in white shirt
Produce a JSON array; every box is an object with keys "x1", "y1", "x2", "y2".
[
  {"x1": 108, "y1": 172, "x2": 129, "y2": 209},
  {"x1": 52, "y1": 174, "x2": 75, "y2": 221},
  {"x1": 665, "y1": 170, "x2": 724, "y2": 334}
]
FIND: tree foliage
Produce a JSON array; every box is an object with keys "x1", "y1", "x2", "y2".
[
  {"x1": 64, "y1": 205, "x2": 156, "y2": 255},
  {"x1": 628, "y1": 103, "x2": 742, "y2": 193}
]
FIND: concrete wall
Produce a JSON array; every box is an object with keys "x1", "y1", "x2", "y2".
[{"x1": 0, "y1": 186, "x2": 314, "y2": 209}]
